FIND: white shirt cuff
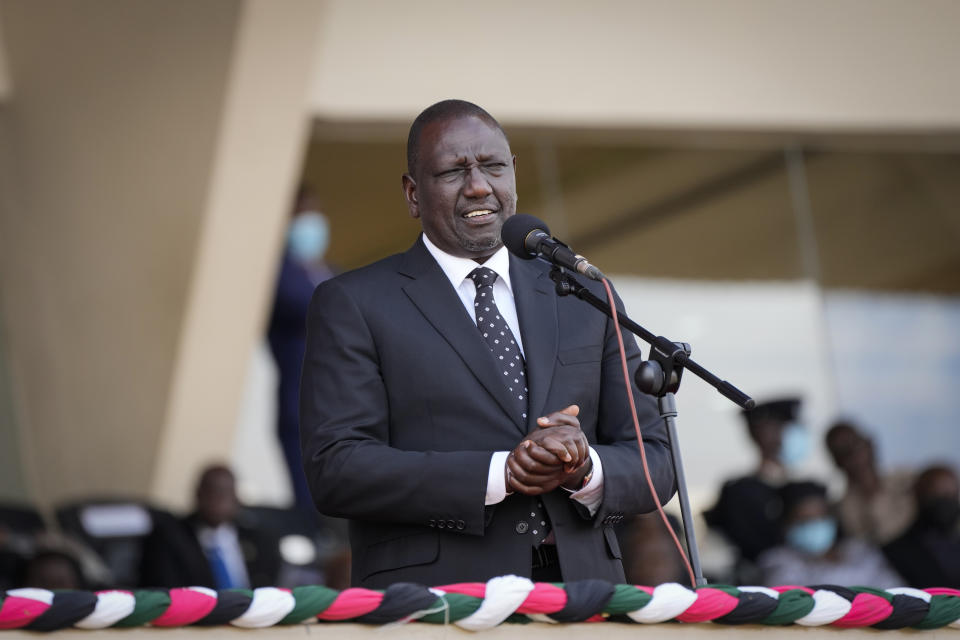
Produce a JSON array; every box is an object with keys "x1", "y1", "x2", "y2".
[
  {"x1": 569, "y1": 447, "x2": 604, "y2": 516},
  {"x1": 485, "y1": 451, "x2": 511, "y2": 505}
]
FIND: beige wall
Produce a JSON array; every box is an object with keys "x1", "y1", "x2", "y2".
[
  {"x1": 309, "y1": 0, "x2": 960, "y2": 131},
  {"x1": 0, "y1": 0, "x2": 320, "y2": 511},
  {"x1": 0, "y1": 8, "x2": 9, "y2": 102}
]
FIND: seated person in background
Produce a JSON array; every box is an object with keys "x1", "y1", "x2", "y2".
[
  {"x1": 757, "y1": 480, "x2": 901, "y2": 587},
  {"x1": 139, "y1": 465, "x2": 280, "y2": 589},
  {"x1": 825, "y1": 420, "x2": 914, "y2": 545},
  {"x1": 0, "y1": 526, "x2": 28, "y2": 590},
  {"x1": 22, "y1": 548, "x2": 86, "y2": 590},
  {"x1": 704, "y1": 398, "x2": 808, "y2": 572},
  {"x1": 884, "y1": 465, "x2": 960, "y2": 588},
  {"x1": 619, "y1": 512, "x2": 689, "y2": 586}
]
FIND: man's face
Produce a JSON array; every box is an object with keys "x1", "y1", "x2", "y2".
[
  {"x1": 196, "y1": 470, "x2": 238, "y2": 527},
  {"x1": 403, "y1": 116, "x2": 517, "y2": 261},
  {"x1": 827, "y1": 428, "x2": 874, "y2": 476},
  {"x1": 748, "y1": 420, "x2": 784, "y2": 459}
]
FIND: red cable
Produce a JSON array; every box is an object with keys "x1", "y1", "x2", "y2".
[{"x1": 601, "y1": 277, "x2": 696, "y2": 589}]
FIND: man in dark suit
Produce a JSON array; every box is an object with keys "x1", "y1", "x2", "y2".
[
  {"x1": 300, "y1": 100, "x2": 675, "y2": 588},
  {"x1": 139, "y1": 465, "x2": 281, "y2": 589}
]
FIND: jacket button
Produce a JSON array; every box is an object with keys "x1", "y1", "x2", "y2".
[
  {"x1": 428, "y1": 519, "x2": 435, "y2": 528},
  {"x1": 437, "y1": 520, "x2": 446, "y2": 529},
  {"x1": 456, "y1": 520, "x2": 465, "y2": 530},
  {"x1": 446, "y1": 519, "x2": 456, "y2": 529},
  {"x1": 515, "y1": 521, "x2": 529, "y2": 534}
]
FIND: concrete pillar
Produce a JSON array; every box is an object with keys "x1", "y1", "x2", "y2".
[{"x1": 0, "y1": 0, "x2": 321, "y2": 511}]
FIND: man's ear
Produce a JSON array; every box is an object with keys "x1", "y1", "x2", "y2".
[{"x1": 402, "y1": 173, "x2": 419, "y2": 219}]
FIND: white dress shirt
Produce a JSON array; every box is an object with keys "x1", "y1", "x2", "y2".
[
  {"x1": 196, "y1": 523, "x2": 250, "y2": 589},
  {"x1": 421, "y1": 234, "x2": 604, "y2": 515}
]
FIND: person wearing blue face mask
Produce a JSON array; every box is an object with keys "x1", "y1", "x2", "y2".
[
  {"x1": 267, "y1": 185, "x2": 337, "y2": 514},
  {"x1": 704, "y1": 398, "x2": 809, "y2": 581},
  {"x1": 757, "y1": 481, "x2": 902, "y2": 587}
]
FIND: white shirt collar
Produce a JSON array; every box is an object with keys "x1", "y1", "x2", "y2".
[
  {"x1": 421, "y1": 233, "x2": 513, "y2": 293},
  {"x1": 196, "y1": 522, "x2": 239, "y2": 549}
]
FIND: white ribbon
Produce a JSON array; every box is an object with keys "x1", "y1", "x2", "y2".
[
  {"x1": 455, "y1": 575, "x2": 534, "y2": 631},
  {"x1": 626, "y1": 582, "x2": 697, "y2": 624},
  {"x1": 886, "y1": 587, "x2": 931, "y2": 603},
  {"x1": 231, "y1": 587, "x2": 296, "y2": 628},
  {"x1": 795, "y1": 589, "x2": 852, "y2": 626},
  {"x1": 4, "y1": 588, "x2": 54, "y2": 605},
  {"x1": 75, "y1": 590, "x2": 136, "y2": 629}
]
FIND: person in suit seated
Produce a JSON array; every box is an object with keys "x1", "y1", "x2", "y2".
[
  {"x1": 139, "y1": 465, "x2": 280, "y2": 589},
  {"x1": 299, "y1": 99, "x2": 677, "y2": 588},
  {"x1": 884, "y1": 464, "x2": 960, "y2": 588}
]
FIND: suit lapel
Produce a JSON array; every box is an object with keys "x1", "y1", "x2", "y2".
[
  {"x1": 510, "y1": 257, "x2": 558, "y2": 430},
  {"x1": 400, "y1": 239, "x2": 526, "y2": 432}
]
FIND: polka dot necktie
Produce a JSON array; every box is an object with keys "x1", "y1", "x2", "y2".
[
  {"x1": 468, "y1": 267, "x2": 528, "y2": 424},
  {"x1": 468, "y1": 267, "x2": 551, "y2": 547}
]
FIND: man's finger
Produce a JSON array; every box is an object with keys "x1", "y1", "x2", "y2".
[
  {"x1": 536, "y1": 404, "x2": 581, "y2": 429},
  {"x1": 508, "y1": 477, "x2": 547, "y2": 495},
  {"x1": 507, "y1": 458, "x2": 561, "y2": 494},
  {"x1": 510, "y1": 441, "x2": 564, "y2": 476},
  {"x1": 523, "y1": 442, "x2": 566, "y2": 466},
  {"x1": 511, "y1": 450, "x2": 563, "y2": 475},
  {"x1": 508, "y1": 452, "x2": 561, "y2": 480},
  {"x1": 534, "y1": 434, "x2": 578, "y2": 463}
]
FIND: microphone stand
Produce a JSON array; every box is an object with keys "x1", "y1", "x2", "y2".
[{"x1": 548, "y1": 266, "x2": 754, "y2": 587}]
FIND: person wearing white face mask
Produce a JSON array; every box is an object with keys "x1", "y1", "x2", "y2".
[
  {"x1": 757, "y1": 480, "x2": 902, "y2": 587},
  {"x1": 267, "y1": 185, "x2": 337, "y2": 514}
]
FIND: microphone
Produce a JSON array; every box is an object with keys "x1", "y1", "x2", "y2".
[{"x1": 501, "y1": 214, "x2": 606, "y2": 281}]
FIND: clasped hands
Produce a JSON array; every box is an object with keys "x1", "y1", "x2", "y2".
[{"x1": 505, "y1": 405, "x2": 592, "y2": 495}]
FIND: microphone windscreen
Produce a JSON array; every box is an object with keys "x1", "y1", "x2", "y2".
[{"x1": 501, "y1": 213, "x2": 550, "y2": 259}]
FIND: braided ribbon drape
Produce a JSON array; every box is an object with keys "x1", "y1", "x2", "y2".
[{"x1": 2, "y1": 578, "x2": 959, "y2": 631}]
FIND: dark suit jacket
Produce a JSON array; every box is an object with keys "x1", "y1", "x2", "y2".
[
  {"x1": 300, "y1": 237, "x2": 676, "y2": 588},
  {"x1": 138, "y1": 511, "x2": 281, "y2": 589},
  {"x1": 884, "y1": 521, "x2": 960, "y2": 588}
]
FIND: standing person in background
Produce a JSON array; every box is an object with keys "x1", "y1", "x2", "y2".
[
  {"x1": 884, "y1": 465, "x2": 960, "y2": 588},
  {"x1": 268, "y1": 185, "x2": 336, "y2": 514},
  {"x1": 825, "y1": 420, "x2": 914, "y2": 546},
  {"x1": 619, "y1": 512, "x2": 689, "y2": 587},
  {"x1": 704, "y1": 398, "x2": 809, "y2": 575}
]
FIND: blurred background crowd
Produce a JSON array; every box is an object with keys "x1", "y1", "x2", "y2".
[{"x1": 0, "y1": 0, "x2": 958, "y2": 591}]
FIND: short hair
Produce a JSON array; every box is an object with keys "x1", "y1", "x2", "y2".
[
  {"x1": 406, "y1": 99, "x2": 507, "y2": 176},
  {"x1": 196, "y1": 464, "x2": 234, "y2": 492},
  {"x1": 778, "y1": 480, "x2": 828, "y2": 518},
  {"x1": 914, "y1": 464, "x2": 958, "y2": 498}
]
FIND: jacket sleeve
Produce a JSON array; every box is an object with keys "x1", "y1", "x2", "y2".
[
  {"x1": 589, "y1": 283, "x2": 677, "y2": 524},
  {"x1": 299, "y1": 278, "x2": 492, "y2": 535}
]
